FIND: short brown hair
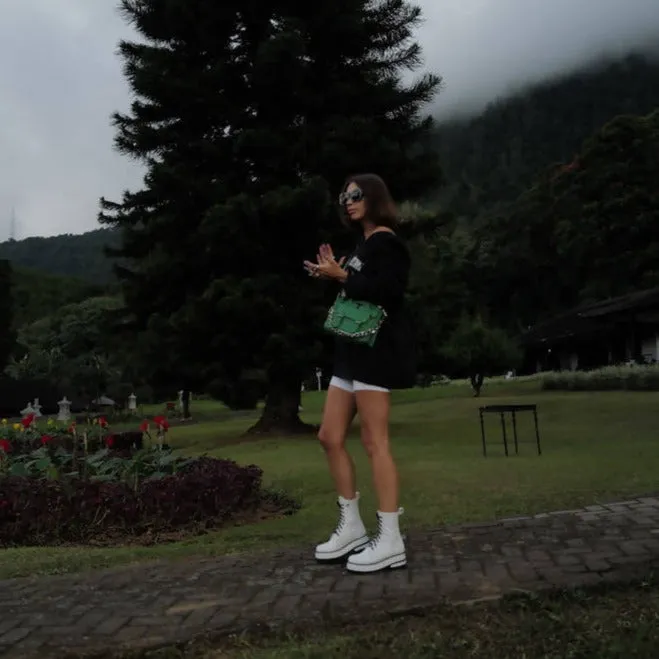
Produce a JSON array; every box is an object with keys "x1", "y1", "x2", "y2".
[{"x1": 340, "y1": 173, "x2": 398, "y2": 229}]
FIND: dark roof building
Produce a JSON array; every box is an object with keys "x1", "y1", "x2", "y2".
[{"x1": 521, "y1": 287, "x2": 659, "y2": 372}]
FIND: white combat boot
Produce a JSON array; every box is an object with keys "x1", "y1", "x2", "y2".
[
  {"x1": 346, "y1": 508, "x2": 406, "y2": 573},
  {"x1": 315, "y1": 493, "x2": 369, "y2": 562}
]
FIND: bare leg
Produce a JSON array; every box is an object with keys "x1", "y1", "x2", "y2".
[
  {"x1": 345, "y1": 389, "x2": 405, "y2": 573},
  {"x1": 315, "y1": 385, "x2": 368, "y2": 562},
  {"x1": 318, "y1": 385, "x2": 357, "y2": 498},
  {"x1": 355, "y1": 390, "x2": 398, "y2": 512}
]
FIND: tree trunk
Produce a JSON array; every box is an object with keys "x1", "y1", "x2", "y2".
[
  {"x1": 181, "y1": 390, "x2": 191, "y2": 419},
  {"x1": 470, "y1": 373, "x2": 484, "y2": 397},
  {"x1": 245, "y1": 376, "x2": 317, "y2": 436}
]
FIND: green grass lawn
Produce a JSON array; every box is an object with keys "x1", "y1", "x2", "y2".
[
  {"x1": 145, "y1": 577, "x2": 659, "y2": 659},
  {"x1": 2, "y1": 381, "x2": 658, "y2": 580}
]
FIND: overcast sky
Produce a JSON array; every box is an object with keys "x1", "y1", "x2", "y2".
[{"x1": 1, "y1": 0, "x2": 658, "y2": 240}]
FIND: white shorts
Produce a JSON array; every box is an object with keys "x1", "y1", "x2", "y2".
[{"x1": 329, "y1": 376, "x2": 390, "y2": 393}]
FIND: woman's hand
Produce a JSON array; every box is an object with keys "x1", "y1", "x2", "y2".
[{"x1": 304, "y1": 244, "x2": 347, "y2": 281}]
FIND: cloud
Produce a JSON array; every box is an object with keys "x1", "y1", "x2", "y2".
[
  {"x1": 418, "y1": 0, "x2": 659, "y2": 117},
  {"x1": 0, "y1": 0, "x2": 139, "y2": 240},
  {"x1": 0, "y1": 0, "x2": 658, "y2": 238}
]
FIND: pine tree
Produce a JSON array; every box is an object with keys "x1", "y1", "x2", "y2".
[{"x1": 100, "y1": 0, "x2": 442, "y2": 433}]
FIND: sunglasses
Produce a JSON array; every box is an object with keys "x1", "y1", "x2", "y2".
[{"x1": 339, "y1": 188, "x2": 364, "y2": 205}]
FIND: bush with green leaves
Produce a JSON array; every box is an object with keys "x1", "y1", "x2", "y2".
[{"x1": 1, "y1": 444, "x2": 193, "y2": 488}]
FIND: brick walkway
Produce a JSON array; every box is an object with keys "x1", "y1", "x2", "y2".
[{"x1": 2, "y1": 497, "x2": 659, "y2": 658}]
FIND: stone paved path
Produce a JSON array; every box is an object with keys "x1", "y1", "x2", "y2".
[{"x1": 2, "y1": 497, "x2": 659, "y2": 658}]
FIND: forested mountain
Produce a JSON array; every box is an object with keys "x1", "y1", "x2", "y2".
[
  {"x1": 0, "y1": 229, "x2": 119, "y2": 284},
  {"x1": 10, "y1": 266, "x2": 108, "y2": 329},
  {"x1": 432, "y1": 52, "x2": 659, "y2": 218},
  {"x1": 476, "y1": 108, "x2": 659, "y2": 331}
]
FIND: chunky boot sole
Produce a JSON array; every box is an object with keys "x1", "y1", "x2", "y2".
[
  {"x1": 315, "y1": 535, "x2": 370, "y2": 563},
  {"x1": 346, "y1": 551, "x2": 407, "y2": 573}
]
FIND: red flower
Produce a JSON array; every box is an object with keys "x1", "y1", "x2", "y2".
[
  {"x1": 105, "y1": 435, "x2": 115, "y2": 448},
  {"x1": 139, "y1": 420, "x2": 150, "y2": 433},
  {"x1": 21, "y1": 413, "x2": 36, "y2": 428},
  {"x1": 0, "y1": 439, "x2": 11, "y2": 453},
  {"x1": 41, "y1": 435, "x2": 53, "y2": 445},
  {"x1": 68, "y1": 422, "x2": 77, "y2": 433},
  {"x1": 153, "y1": 415, "x2": 169, "y2": 431},
  {"x1": 98, "y1": 417, "x2": 108, "y2": 428}
]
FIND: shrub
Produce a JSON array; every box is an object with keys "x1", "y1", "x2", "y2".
[
  {"x1": 0, "y1": 457, "x2": 265, "y2": 546},
  {"x1": 0, "y1": 411, "x2": 299, "y2": 546},
  {"x1": 3, "y1": 444, "x2": 193, "y2": 487},
  {"x1": 541, "y1": 364, "x2": 659, "y2": 391}
]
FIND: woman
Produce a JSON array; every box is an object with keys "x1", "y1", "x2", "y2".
[{"x1": 303, "y1": 173, "x2": 415, "y2": 574}]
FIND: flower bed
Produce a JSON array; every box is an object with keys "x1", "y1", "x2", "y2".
[{"x1": 0, "y1": 413, "x2": 299, "y2": 547}]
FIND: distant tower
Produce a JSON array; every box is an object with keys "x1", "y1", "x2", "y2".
[{"x1": 9, "y1": 207, "x2": 16, "y2": 241}]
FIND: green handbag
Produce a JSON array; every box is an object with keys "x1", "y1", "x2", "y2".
[{"x1": 323, "y1": 289, "x2": 387, "y2": 347}]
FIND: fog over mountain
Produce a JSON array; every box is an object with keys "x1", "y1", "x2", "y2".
[
  {"x1": 420, "y1": 0, "x2": 659, "y2": 118},
  {"x1": 1, "y1": 0, "x2": 658, "y2": 239}
]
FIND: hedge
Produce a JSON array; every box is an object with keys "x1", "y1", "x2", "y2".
[{"x1": 541, "y1": 365, "x2": 659, "y2": 391}]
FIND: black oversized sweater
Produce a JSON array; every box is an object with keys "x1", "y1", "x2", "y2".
[{"x1": 332, "y1": 231, "x2": 416, "y2": 389}]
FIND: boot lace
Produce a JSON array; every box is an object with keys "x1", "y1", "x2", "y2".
[
  {"x1": 364, "y1": 513, "x2": 384, "y2": 550},
  {"x1": 364, "y1": 507, "x2": 404, "y2": 550},
  {"x1": 331, "y1": 500, "x2": 348, "y2": 537}
]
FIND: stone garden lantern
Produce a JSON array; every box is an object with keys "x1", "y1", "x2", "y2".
[
  {"x1": 57, "y1": 396, "x2": 72, "y2": 422},
  {"x1": 128, "y1": 393, "x2": 137, "y2": 414},
  {"x1": 32, "y1": 398, "x2": 43, "y2": 418},
  {"x1": 20, "y1": 401, "x2": 35, "y2": 417}
]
